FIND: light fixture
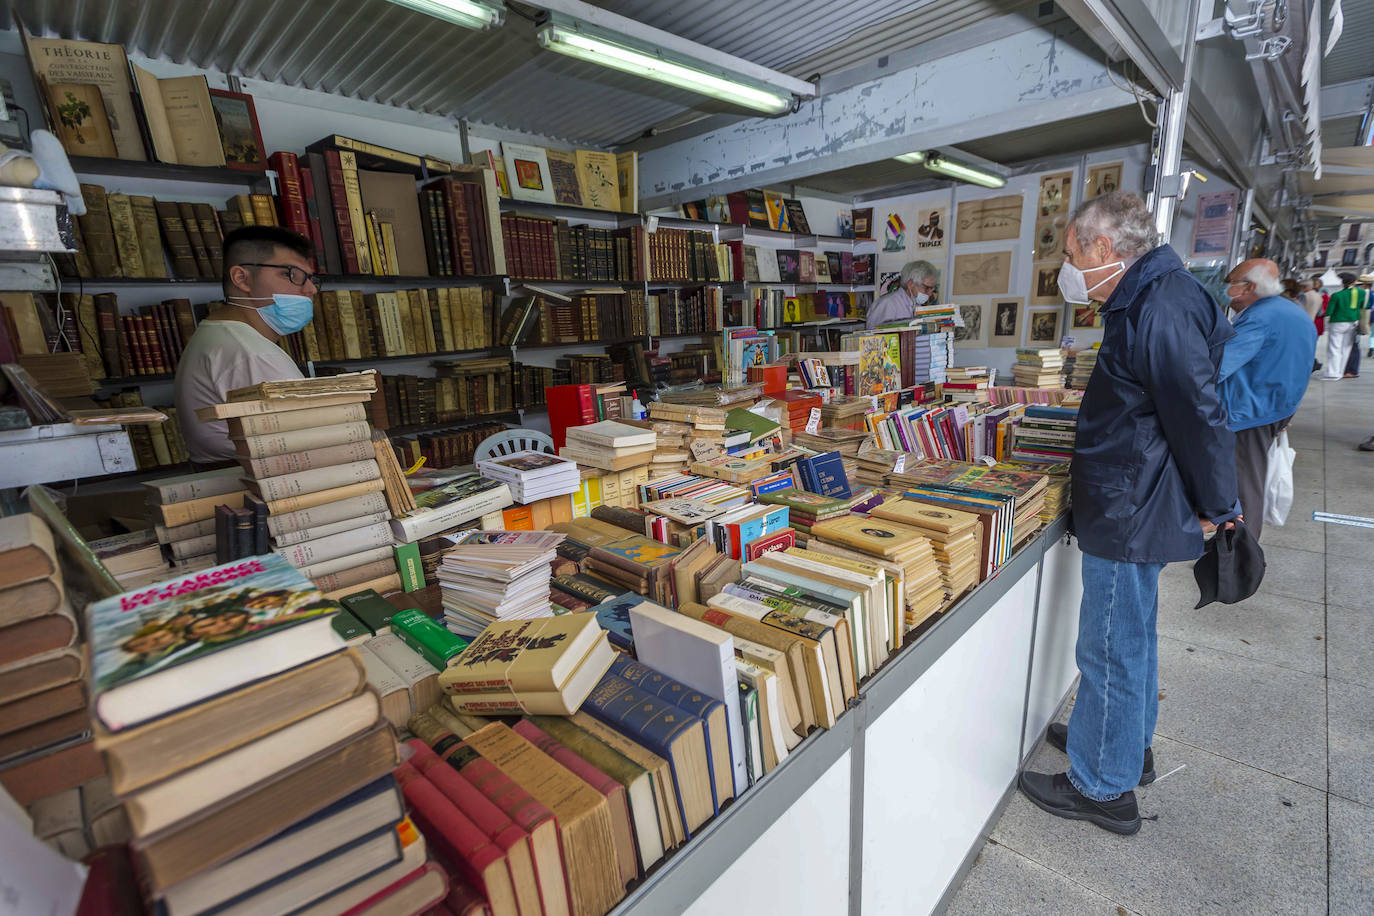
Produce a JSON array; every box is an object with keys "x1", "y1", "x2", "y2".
[
  {"x1": 536, "y1": 15, "x2": 794, "y2": 114},
  {"x1": 384, "y1": 0, "x2": 504, "y2": 30},
  {"x1": 892, "y1": 150, "x2": 1006, "y2": 188}
]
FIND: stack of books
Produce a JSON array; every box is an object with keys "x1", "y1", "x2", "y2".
[
  {"x1": 584, "y1": 535, "x2": 682, "y2": 604},
  {"x1": 772, "y1": 388, "x2": 822, "y2": 434},
  {"x1": 0, "y1": 514, "x2": 115, "y2": 857},
  {"x1": 807, "y1": 514, "x2": 945, "y2": 632},
  {"x1": 560, "y1": 420, "x2": 658, "y2": 473},
  {"x1": 475, "y1": 450, "x2": 581, "y2": 504},
  {"x1": 621, "y1": 416, "x2": 694, "y2": 475},
  {"x1": 436, "y1": 530, "x2": 566, "y2": 637},
  {"x1": 1011, "y1": 348, "x2": 1066, "y2": 388},
  {"x1": 943, "y1": 366, "x2": 992, "y2": 403},
  {"x1": 145, "y1": 467, "x2": 246, "y2": 572},
  {"x1": 869, "y1": 497, "x2": 981, "y2": 605},
  {"x1": 88, "y1": 529, "x2": 168, "y2": 590},
  {"x1": 1010, "y1": 404, "x2": 1079, "y2": 465},
  {"x1": 646, "y1": 402, "x2": 727, "y2": 446},
  {"x1": 1069, "y1": 347, "x2": 1098, "y2": 388},
  {"x1": 817, "y1": 394, "x2": 872, "y2": 430},
  {"x1": 85, "y1": 556, "x2": 425, "y2": 914},
  {"x1": 910, "y1": 331, "x2": 951, "y2": 384},
  {"x1": 392, "y1": 472, "x2": 514, "y2": 544},
  {"x1": 756, "y1": 487, "x2": 867, "y2": 535}
]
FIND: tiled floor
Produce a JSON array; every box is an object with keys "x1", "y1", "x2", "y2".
[{"x1": 945, "y1": 371, "x2": 1374, "y2": 915}]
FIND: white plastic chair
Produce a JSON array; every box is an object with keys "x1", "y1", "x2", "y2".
[{"x1": 473, "y1": 428, "x2": 556, "y2": 462}]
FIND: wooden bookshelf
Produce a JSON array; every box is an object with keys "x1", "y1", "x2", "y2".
[{"x1": 70, "y1": 157, "x2": 271, "y2": 186}]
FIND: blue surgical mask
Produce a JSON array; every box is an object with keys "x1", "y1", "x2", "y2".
[{"x1": 230, "y1": 294, "x2": 315, "y2": 335}]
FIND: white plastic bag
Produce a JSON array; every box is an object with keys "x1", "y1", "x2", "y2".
[{"x1": 1264, "y1": 429, "x2": 1296, "y2": 527}]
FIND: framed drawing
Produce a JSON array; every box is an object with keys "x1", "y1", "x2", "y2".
[
  {"x1": 954, "y1": 194, "x2": 1023, "y2": 244},
  {"x1": 501, "y1": 142, "x2": 556, "y2": 204},
  {"x1": 952, "y1": 300, "x2": 989, "y2": 348},
  {"x1": 1027, "y1": 307, "x2": 1062, "y2": 344},
  {"x1": 1029, "y1": 261, "x2": 1064, "y2": 305},
  {"x1": 208, "y1": 89, "x2": 266, "y2": 170},
  {"x1": 952, "y1": 250, "x2": 1012, "y2": 295},
  {"x1": 990, "y1": 298, "x2": 1023, "y2": 348},
  {"x1": 1086, "y1": 162, "x2": 1123, "y2": 199}
]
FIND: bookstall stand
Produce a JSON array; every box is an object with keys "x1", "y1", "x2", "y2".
[{"x1": 610, "y1": 515, "x2": 1080, "y2": 916}]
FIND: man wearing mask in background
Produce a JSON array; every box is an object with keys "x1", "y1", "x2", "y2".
[
  {"x1": 1018, "y1": 191, "x2": 1239, "y2": 836},
  {"x1": 1217, "y1": 259, "x2": 1316, "y2": 539},
  {"x1": 174, "y1": 226, "x2": 317, "y2": 467},
  {"x1": 866, "y1": 259, "x2": 938, "y2": 330}
]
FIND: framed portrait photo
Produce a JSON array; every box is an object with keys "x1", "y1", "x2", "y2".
[
  {"x1": 1027, "y1": 307, "x2": 1062, "y2": 345},
  {"x1": 207, "y1": 89, "x2": 267, "y2": 170},
  {"x1": 989, "y1": 297, "x2": 1023, "y2": 348}
]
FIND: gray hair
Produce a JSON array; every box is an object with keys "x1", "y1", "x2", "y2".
[
  {"x1": 1069, "y1": 190, "x2": 1158, "y2": 258},
  {"x1": 900, "y1": 259, "x2": 939, "y2": 287},
  {"x1": 1241, "y1": 263, "x2": 1283, "y2": 297}
]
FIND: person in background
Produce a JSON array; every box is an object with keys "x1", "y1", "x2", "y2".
[
  {"x1": 1346, "y1": 274, "x2": 1374, "y2": 377},
  {"x1": 865, "y1": 259, "x2": 938, "y2": 330},
  {"x1": 1323, "y1": 273, "x2": 1365, "y2": 380},
  {"x1": 173, "y1": 226, "x2": 317, "y2": 467},
  {"x1": 1018, "y1": 191, "x2": 1239, "y2": 835},
  {"x1": 1301, "y1": 278, "x2": 1325, "y2": 373},
  {"x1": 1281, "y1": 278, "x2": 1302, "y2": 303},
  {"x1": 1218, "y1": 259, "x2": 1316, "y2": 539}
]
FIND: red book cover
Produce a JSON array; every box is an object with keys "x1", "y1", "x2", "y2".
[
  {"x1": 439, "y1": 863, "x2": 494, "y2": 916},
  {"x1": 121, "y1": 318, "x2": 145, "y2": 375},
  {"x1": 323, "y1": 150, "x2": 361, "y2": 274},
  {"x1": 500, "y1": 214, "x2": 516, "y2": 279},
  {"x1": 544, "y1": 383, "x2": 594, "y2": 449},
  {"x1": 510, "y1": 720, "x2": 636, "y2": 888},
  {"x1": 439, "y1": 180, "x2": 476, "y2": 276},
  {"x1": 298, "y1": 164, "x2": 328, "y2": 273},
  {"x1": 726, "y1": 191, "x2": 750, "y2": 225},
  {"x1": 745, "y1": 527, "x2": 796, "y2": 560},
  {"x1": 141, "y1": 314, "x2": 168, "y2": 374},
  {"x1": 407, "y1": 740, "x2": 543, "y2": 916},
  {"x1": 464, "y1": 182, "x2": 489, "y2": 276},
  {"x1": 268, "y1": 151, "x2": 313, "y2": 246},
  {"x1": 393, "y1": 761, "x2": 515, "y2": 915}
]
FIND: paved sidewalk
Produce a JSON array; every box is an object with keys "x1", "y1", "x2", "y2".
[{"x1": 945, "y1": 374, "x2": 1374, "y2": 915}]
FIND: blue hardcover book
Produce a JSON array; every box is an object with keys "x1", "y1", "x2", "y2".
[
  {"x1": 607, "y1": 655, "x2": 730, "y2": 813},
  {"x1": 586, "y1": 591, "x2": 640, "y2": 651},
  {"x1": 582, "y1": 673, "x2": 710, "y2": 837},
  {"x1": 797, "y1": 451, "x2": 851, "y2": 498},
  {"x1": 751, "y1": 471, "x2": 796, "y2": 497}
]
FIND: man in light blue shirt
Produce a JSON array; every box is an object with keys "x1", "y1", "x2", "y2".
[
  {"x1": 1219, "y1": 259, "x2": 1317, "y2": 539},
  {"x1": 865, "y1": 260, "x2": 938, "y2": 329}
]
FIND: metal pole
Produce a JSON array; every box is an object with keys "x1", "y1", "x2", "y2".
[
  {"x1": 1150, "y1": 0, "x2": 1206, "y2": 243},
  {"x1": 1231, "y1": 187, "x2": 1256, "y2": 265}
]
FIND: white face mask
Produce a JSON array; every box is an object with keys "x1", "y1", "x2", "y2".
[
  {"x1": 1058, "y1": 259, "x2": 1125, "y2": 304},
  {"x1": 913, "y1": 290, "x2": 931, "y2": 306}
]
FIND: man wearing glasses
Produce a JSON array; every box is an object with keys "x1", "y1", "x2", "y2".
[
  {"x1": 866, "y1": 259, "x2": 939, "y2": 330},
  {"x1": 174, "y1": 226, "x2": 322, "y2": 466}
]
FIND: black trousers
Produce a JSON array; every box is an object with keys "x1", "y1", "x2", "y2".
[
  {"x1": 1235, "y1": 419, "x2": 1288, "y2": 541},
  {"x1": 1345, "y1": 335, "x2": 1363, "y2": 376}
]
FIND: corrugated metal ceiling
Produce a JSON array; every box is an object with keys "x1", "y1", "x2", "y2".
[
  {"x1": 1, "y1": 0, "x2": 1023, "y2": 148},
  {"x1": 1322, "y1": 0, "x2": 1374, "y2": 86}
]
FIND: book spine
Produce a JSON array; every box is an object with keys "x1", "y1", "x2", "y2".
[
  {"x1": 154, "y1": 201, "x2": 198, "y2": 279},
  {"x1": 274, "y1": 520, "x2": 393, "y2": 568},
  {"x1": 324, "y1": 151, "x2": 362, "y2": 274},
  {"x1": 77, "y1": 184, "x2": 121, "y2": 278},
  {"x1": 338, "y1": 151, "x2": 372, "y2": 275},
  {"x1": 194, "y1": 204, "x2": 224, "y2": 276},
  {"x1": 269, "y1": 152, "x2": 313, "y2": 249},
  {"x1": 177, "y1": 201, "x2": 214, "y2": 278},
  {"x1": 306, "y1": 152, "x2": 343, "y2": 275},
  {"x1": 310, "y1": 557, "x2": 398, "y2": 594},
  {"x1": 105, "y1": 193, "x2": 145, "y2": 278},
  {"x1": 236, "y1": 421, "x2": 373, "y2": 459},
  {"x1": 243, "y1": 439, "x2": 376, "y2": 478},
  {"x1": 253, "y1": 459, "x2": 381, "y2": 502},
  {"x1": 272, "y1": 510, "x2": 390, "y2": 547},
  {"x1": 232, "y1": 402, "x2": 368, "y2": 437},
  {"x1": 262, "y1": 478, "x2": 385, "y2": 516},
  {"x1": 392, "y1": 763, "x2": 506, "y2": 904}
]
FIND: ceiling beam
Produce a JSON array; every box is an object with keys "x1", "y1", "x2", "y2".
[
  {"x1": 1054, "y1": 0, "x2": 1187, "y2": 95},
  {"x1": 1321, "y1": 78, "x2": 1374, "y2": 121},
  {"x1": 637, "y1": 20, "x2": 1134, "y2": 209}
]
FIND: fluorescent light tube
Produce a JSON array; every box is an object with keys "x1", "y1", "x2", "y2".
[
  {"x1": 537, "y1": 22, "x2": 793, "y2": 114},
  {"x1": 894, "y1": 150, "x2": 1005, "y2": 188},
  {"x1": 893, "y1": 151, "x2": 926, "y2": 165},
  {"x1": 385, "y1": 0, "x2": 504, "y2": 30}
]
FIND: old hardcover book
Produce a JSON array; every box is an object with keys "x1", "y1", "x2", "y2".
[
  {"x1": 129, "y1": 64, "x2": 225, "y2": 166},
  {"x1": 95, "y1": 649, "x2": 365, "y2": 794},
  {"x1": 232, "y1": 420, "x2": 372, "y2": 459},
  {"x1": 0, "y1": 680, "x2": 86, "y2": 736},
  {"x1": 575, "y1": 150, "x2": 620, "y2": 211},
  {"x1": 133, "y1": 724, "x2": 397, "y2": 892},
  {"x1": 177, "y1": 200, "x2": 215, "y2": 278},
  {"x1": 105, "y1": 192, "x2": 146, "y2": 278},
  {"x1": 462, "y1": 722, "x2": 624, "y2": 916},
  {"x1": 261, "y1": 479, "x2": 385, "y2": 517},
  {"x1": 0, "y1": 605, "x2": 78, "y2": 667},
  {"x1": 0, "y1": 511, "x2": 58, "y2": 592},
  {"x1": 144, "y1": 466, "x2": 243, "y2": 505},
  {"x1": 0, "y1": 646, "x2": 83, "y2": 705},
  {"x1": 0, "y1": 738, "x2": 104, "y2": 805},
  {"x1": 153, "y1": 200, "x2": 200, "y2": 278},
  {"x1": 248, "y1": 457, "x2": 380, "y2": 502},
  {"x1": 358, "y1": 169, "x2": 428, "y2": 276},
  {"x1": 78, "y1": 184, "x2": 121, "y2": 277},
  {"x1": 153, "y1": 490, "x2": 247, "y2": 528}
]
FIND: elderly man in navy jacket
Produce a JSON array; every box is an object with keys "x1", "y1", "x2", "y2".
[
  {"x1": 1019, "y1": 191, "x2": 1240, "y2": 835},
  {"x1": 1218, "y1": 259, "x2": 1317, "y2": 539}
]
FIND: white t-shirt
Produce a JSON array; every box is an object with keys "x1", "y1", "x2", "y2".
[{"x1": 173, "y1": 319, "x2": 303, "y2": 463}]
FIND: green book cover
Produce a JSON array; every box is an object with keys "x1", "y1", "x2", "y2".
[
  {"x1": 390, "y1": 607, "x2": 468, "y2": 670},
  {"x1": 393, "y1": 542, "x2": 424, "y2": 592},
  {"x1": 724, "y1": 407, "x2": 781, "y2": 443},
  {"x1": 340, "y1": 588, "x2": 396, "y2": 635},
  {"x1": 330, "y1": 608, "x2": 370, "y2": 642}
]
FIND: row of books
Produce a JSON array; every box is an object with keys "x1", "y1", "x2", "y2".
[
  {"x1": 501, "y1": 216, "x2": 644, "y2": 283},
  {"x1": 96, "y1": 389, "x2": 190, "y2": 471},
  {"x1": 361, "y1": 362, "x2": 516, "y2": 432},
  {"x1": 729, "y1": 244, "x2": 873, "y2": 286},
  {"x1": 499, "y1": 289, "x2": 650, "y2": 347},
  {"x1": 301, "y1": 285, "x2": 496, "y2": 363},
  {"x1": 646, "y1": 286, "x2": 727, "y2": 338},
  {"x1": 647, "y1": 228, "x2": 731, "y2": 283},
  {"x1": 735, "y1": 288, "x2": 869, "y2": 330}
]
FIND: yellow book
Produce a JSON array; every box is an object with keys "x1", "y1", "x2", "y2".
[
  {"x1": 380, "y1": 222, "x2": 401, "y2": 274},
  {"x1": 435, "y1": 289, "x2": 455, "y2": 352},
  {"x1": 339, "y1": 151, "x2": 372, "y2": 274}
]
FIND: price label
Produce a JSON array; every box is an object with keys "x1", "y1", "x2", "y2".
[
  {"x1": 690, "y1": 440, "x2": 723, "y2": 461},
  {"x1": 979, "y1": 455, "x2": 997, "y2": 467},
  {"x1": 893, "y1": 454, "x2": 907, "y2": 473},
  {"x1": 805, "y1": 408, "x2": 822, "y2": 434}
]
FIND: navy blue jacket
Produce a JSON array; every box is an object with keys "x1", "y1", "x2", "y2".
[
  {"x1": 1218, "y1": 295, "x2": 1317, "y2": 430},
  {"x1": 1071, "y1": 245, "x2": 1239, "y2": 564}
]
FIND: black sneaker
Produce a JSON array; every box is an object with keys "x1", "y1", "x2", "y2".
[
  {"x1": 1045, "y1": 722, "x2": 1156, "y2": 786},
  {"x1": 1018, "y1": 771, "x2": 1141, "y2": 835}
]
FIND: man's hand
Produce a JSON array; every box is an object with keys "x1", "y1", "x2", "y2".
[{"x1": 1200, "y1": 514, "x2": 1243, "y2": 535}]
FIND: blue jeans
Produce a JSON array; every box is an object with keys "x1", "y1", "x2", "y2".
[{"x1": 1066, "y1": 551, "x2": 1165, "y2": 801}]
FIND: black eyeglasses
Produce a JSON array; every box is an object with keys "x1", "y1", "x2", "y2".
[{"x1": 241, "y1": 262, "x2": 325, "y2": 289}]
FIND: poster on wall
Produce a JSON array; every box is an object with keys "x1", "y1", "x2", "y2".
[
  {"x1": 1086, "y1": 162, "x2": 1123, "y2": 200},
  {"x1": 1027, "y1": 308, "x2": 1062, "y2": 344},
  {"x1": 952, "y1": 301, "x2": 989, "y2": 348},
  {"x1": 1189, "y1": 189, "x2": 1238, "y2": 259},
  {"x1": 882, "y1": 210, "x2": 908, "y2": 253},
  {"x1": 990, "y1": 298, "x2": 1024, "y2": 347},
  {"x1": 1033, "y1": 217, "x2": 1066, "y2": 260},
  {"x1": 1029, "y1": 261, "x2": 1064, "y2": 306},
  {"x1": 914, "y1": 206, "x2": 948, "y2": 250},
  {"x1": 1072, "y1": 304, "x2": 1104, "y2": 329},
  {"x1": 952, "y1": 251, "x2": 1012, "y2": 295},
  {"x1": 954, "y1": 195, "x2": 1023, "y2": 243}
]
